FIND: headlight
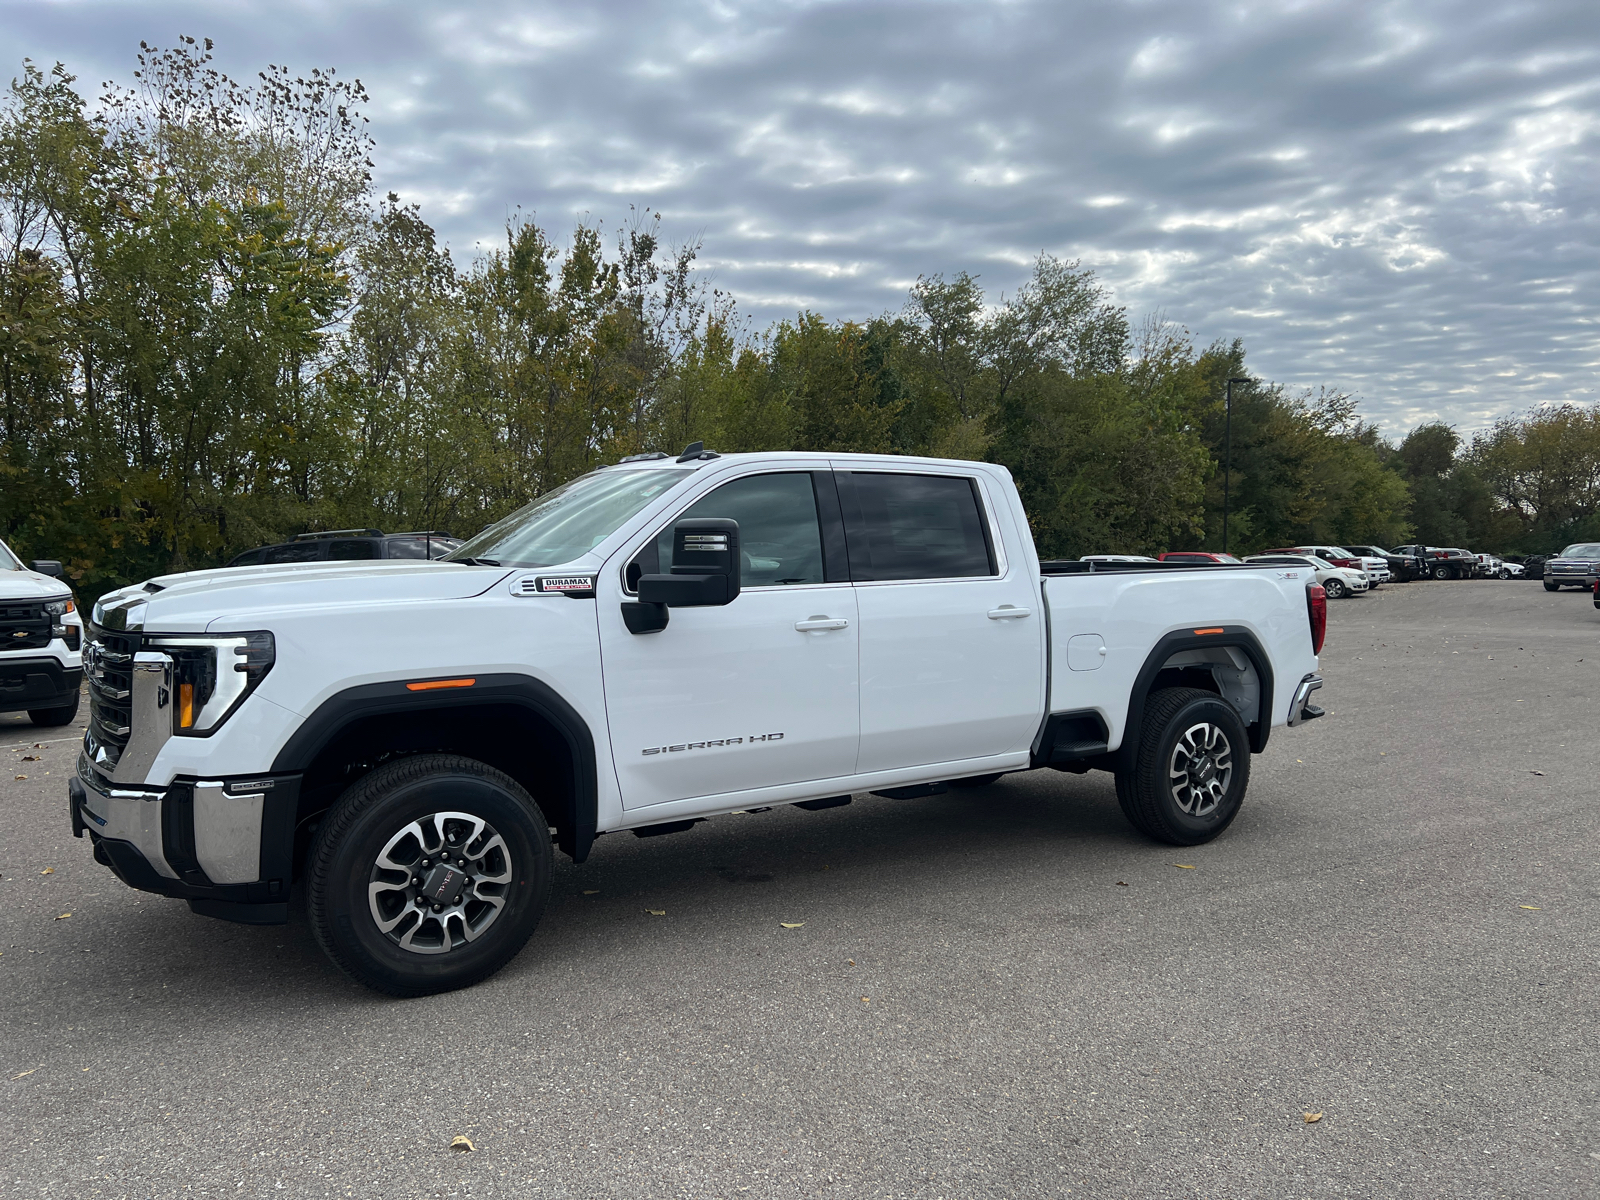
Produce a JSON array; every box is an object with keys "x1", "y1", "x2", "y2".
[
  {"x1": 143, "y1": 631, "x2": 275, "y2": 734},
  {"x1": 43, "y1": 597, "x2": 75, "y2": 617},
  {"x1": 44, "y1": 596, "x2": 78, "y2": 646}
]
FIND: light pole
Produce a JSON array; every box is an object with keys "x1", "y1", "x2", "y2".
[{"x1": 1223, "y1": 377, "x2": 1249, "y2": 553}]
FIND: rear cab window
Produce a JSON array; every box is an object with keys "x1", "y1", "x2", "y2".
[{"x1": 835, "y1": 472, "x2": 996, "y2": 581}]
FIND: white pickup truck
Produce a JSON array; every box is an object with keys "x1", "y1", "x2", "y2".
[{"x1": 70, "y1": 450, "x2": 1327, "y2": 995}]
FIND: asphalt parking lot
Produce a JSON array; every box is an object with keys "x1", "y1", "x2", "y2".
[{"x1": 2, "y1": 579, "x2": 1597, "y2": 1199}]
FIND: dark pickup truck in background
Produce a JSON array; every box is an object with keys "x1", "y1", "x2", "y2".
[{"x1": 1343, "y1": 545, "x2": 1425, "y2": 582}]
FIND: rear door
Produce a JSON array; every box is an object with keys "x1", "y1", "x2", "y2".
[{"x1": 837, "y1": 468, "x2": 1043, "y2": 774}]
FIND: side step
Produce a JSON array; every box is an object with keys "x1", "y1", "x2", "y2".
[
  {"x1": 632, "y1": 819, "x2": 703, "y2": 838},
  {"x1": 869, "y1": 782, "x2": 948, "y2": 800},
  {"x1": 792, "y1": 795, "x2": 851, "y2": 811}
]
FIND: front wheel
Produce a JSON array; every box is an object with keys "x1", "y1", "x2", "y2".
[
  {"x1": 1544, "y1": 580, "x2": 1560, "y2": 592},
  {"x1": 1499, "y1": 569, "x2": 1512, "y2": 580},
  {"x1": 1323, "y1": 577, "x2": 1347, "y2": 599},
  {"x1": 1115, "y1": 688, "x2": 1251, "y2": 846},
  {"x1": 307, "y1": 754, "x2": 552, "y2": 997}
]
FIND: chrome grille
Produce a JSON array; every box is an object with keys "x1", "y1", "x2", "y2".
[
  {"x1": 85, "y1": 625, "x2": 140, "y2": 770},
  {"x1": 0, "y1": 600, "x2": 52, "y2": 650}
]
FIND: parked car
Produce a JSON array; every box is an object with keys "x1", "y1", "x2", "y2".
[
  {"x1": 1541, "y1": 543, "x2": 1600, "y2": 591},
  {"x1": 0, "y1": 537, "x2": 84, "y2": 726},
  {"x1": 226, "y1": 530, "x2": 463, "y2": 567},
  {"x1": 1393, "y1": 544, "x2": 1475, "y2": 579},
  {"x1": 73, "y1": 449, "x2": 1329, "y2": 996},
  {"x1": 1266, "y1": 545, "x2": 1387, "y2": 586},
  {"x1": 1494, "y1": 560, "x2": 1525, "y2": 579},
  {"x1": 1344, "y1": 544, "x2": 1423, "y2": 581},
  {"x1": 1246, "y1": 553, "x2": 1369, "y2": 598},
  {"x1": 1158, "y1": 552, "x2": 1244, "y2": 564}
]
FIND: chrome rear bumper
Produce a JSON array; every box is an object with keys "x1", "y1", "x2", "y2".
[{"x1": 1288, "y1": 673, "x2": 1324, "y2": 726}]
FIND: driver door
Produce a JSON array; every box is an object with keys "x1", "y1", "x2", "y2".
[{"x1": 598, "y1": 468, "x2": 860, "y2": 811}]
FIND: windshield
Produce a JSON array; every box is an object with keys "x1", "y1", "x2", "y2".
[
  {"x1": 448, "y1": 469, "x2": 688, "y2": 568},
  {"x1": 0, "y1": 539, "x2": 21, "y2": 571},
  {"x1": 1559, "y1": 543, "x2": 1600, "y2": 559}
]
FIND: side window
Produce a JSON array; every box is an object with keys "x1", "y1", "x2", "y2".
[
  {"x1": 262, "y1": 543, "x2": 322, "y2": 564},
  {"x1": 384, "y1": 538, "x2": 428, "y2": 559},
  {"x1": 228, "y1": 548, "x2": 264, "y2": 567},
  {"x1": 633, "y1": 473, "x2": 826, "y2": 589},
  {"x1": 329, "y1": 539, "x2": 380, "y2": 560},
  {"x1": 840, "y1": 473, "x2": 995, "y2": 582}
]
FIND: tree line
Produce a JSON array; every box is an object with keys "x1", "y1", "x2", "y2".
[{"x1": 2, "y1": 42, "x2": 1591, "y2": 604}]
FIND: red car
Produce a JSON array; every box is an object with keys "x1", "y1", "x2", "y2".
[{"x1": 1158, "y1": 551, "x2": 1244, "y2": 564}]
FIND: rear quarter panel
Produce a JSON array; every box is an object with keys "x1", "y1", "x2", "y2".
[{"x1": 1043, "y1": 566, "x2": 1319, "y2": 751}]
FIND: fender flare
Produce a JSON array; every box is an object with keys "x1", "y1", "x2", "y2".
[
  {"x1": 1120, "y1": 626, "x2": 1276, "y2": 765},
  {"x1": 270, "y1": 673, "x2": 599, "y2": 863}
]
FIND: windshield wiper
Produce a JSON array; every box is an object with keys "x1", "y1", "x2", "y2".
[{"x1": 454, "y1": 557, "x2": 501, "y2": 567}]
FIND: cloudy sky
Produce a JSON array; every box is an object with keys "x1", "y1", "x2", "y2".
[{"x1": 5, "y1": 0, "x2": 1598, "y2": 434}]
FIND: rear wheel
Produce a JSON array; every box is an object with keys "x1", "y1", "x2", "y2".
[
  {"x1": 307, "y1": 754, "x2": 552, "y2": 997},
  {"x1": 1432, "y1": 565, "x2": 1452, "y2": 580},
  {"x1": 1115, "y1": 688, "x2": 1250, "y2": 846},
  {"x1": 1322, "y1": 577, "x2": 1347, "y2": 599},
  {"x1": 28, "y1": 689, "x2": 79, "y2": 727}
]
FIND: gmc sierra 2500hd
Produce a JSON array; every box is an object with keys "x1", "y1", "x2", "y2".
[{"x1": 70, "y1": 450, "x2": 1328, "y2": 996}]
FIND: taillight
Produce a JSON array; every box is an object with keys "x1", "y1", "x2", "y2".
[{"x1": 1307, "y1": 584, "x2": 1327, "y2": 654}]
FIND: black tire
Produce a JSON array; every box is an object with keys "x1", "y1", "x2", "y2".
[
  {"x1": 946, "y1": 773, "x2": 1003, "y2": 789},
  {"x1": 307, "y1": 754, "x2": 552, "y2": 997},
  {"x1": 28, "y1": 689, "x2": 80, "y2": 727},
  {"x1": 1544, "y1": 580, "x2": 1560, "y2": 592},
  {"x1": 1432, "y1": 565, "x2": 1451, "y2": 580},
  {"x1": 1323, "y1": 577, "x2": 1347, "y2": 599},
  {"x1": 1114, "y1": 688, "x2": 1251, "y2": 846},
  {"x1": 1498, "y1": 569, "x2": 1511, "y2": 580}
]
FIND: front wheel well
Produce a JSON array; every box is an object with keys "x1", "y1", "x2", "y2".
[{"x1": 291, "y1": 701, "x2": 586, "y2": 874}]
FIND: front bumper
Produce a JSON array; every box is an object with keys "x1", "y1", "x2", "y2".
[
  {"x1": 0, "y1": 657, "x2": 81, "y2": 715},
  {"x1": 71, "y1": 754, "x2": 299, "y2": 924}
]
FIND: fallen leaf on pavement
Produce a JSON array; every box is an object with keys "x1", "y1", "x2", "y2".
[
  {"x1": 646, "y1": 909, "x2": 666, "y2": 916},
  {"x1": 1175, "y1": 864, "x2": 1196, "y2": 870},
  {"x1": 13, "y1": 1069, "x2": 37, "y2": 1079},
  {"x1": 13, "y1": 776, "x2": 25, "y2": 781},
  {"x1": 54, "y1": 913, "x2": 71, "y2": 920},
  {"x1": 582, "y1": 890, "x2": 599, "y2": 895},
  {"x1": 780, "y1": 922, "x2": 804, "y2": 929},
  {"x1": 1116, "y1": 881, "x2": 1128, "y2": 887},
  {"x1": 450, "y1": 1136, "x2": 474, "y2": 1152},
  {"x1": 1303, "y1": 1112, "x2": 1323, "y2": 1123},
  {"x1": 1519, "y1": 905, "x2": 1541, "y2": 910},
  {"x1": 40, "y1": 868, "x2": 53, "y2": 875},
  {"x1": 846, "y1": 960, "x2": 855, "y2": 966},
  {"x1": 21, "y1": 755, "x2": 38, "y2": 762},
  {"x1": 860, "y1": 997, "x2": 870, "y2": 1004},
  {"x1": 1531, "y1": 770, "x2": 1545, "y2": 776}
]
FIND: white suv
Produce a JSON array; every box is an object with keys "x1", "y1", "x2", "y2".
[
  {"x1": 0, "y1": 538, "x2": 84, "y2": 726},
  {"x1": 1246, "y1": 553, "x2": 1369, "y2": 599}
]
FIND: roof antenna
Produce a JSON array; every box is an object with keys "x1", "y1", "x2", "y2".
[{"x1": 677, "y1": 441, "x2": 720, "y2": 463}]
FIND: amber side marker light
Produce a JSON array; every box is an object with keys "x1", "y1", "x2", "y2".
[
  {"x1": 178, "y1": 683, "x2": 195, "y2": 728},
  {"x1": 405, "y1": 678, "x2": 476, "y2": 692},
  {"x1": 1193, "y1": 627, "x2": 1224, "y2": 635}
]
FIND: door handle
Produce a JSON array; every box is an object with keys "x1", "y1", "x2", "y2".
[
  {"x1": 987, "y1": 606, "x2": 1031, "y2": 620},
  {"x1": 795, "y1": 617, "x2": 849, "y2": 632}
]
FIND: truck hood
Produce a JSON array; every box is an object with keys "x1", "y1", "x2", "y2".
[
  {"x1": 92, "y1": 560, "x2": 514, "y2": 633},
  {"x1": 0, "y1": 570, "x2": 74, "y2": 601}
]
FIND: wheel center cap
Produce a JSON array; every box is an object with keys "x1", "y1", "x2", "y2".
[
  {"x1": 420, "y1": 863, "x2": 466, "y2": 906},
  {"x1": 1194, "y1": 757, "x2": 1215, "y2": 782}
]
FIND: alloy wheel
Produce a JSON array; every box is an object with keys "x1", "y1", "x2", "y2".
[
  {"x1": 367, "y1": 811, "x2": 514, "y2": 955},
  {"x1": 1167, "y1": 721, "x2": 1234, "y2": 817}
]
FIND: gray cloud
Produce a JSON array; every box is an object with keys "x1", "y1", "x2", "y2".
[{"x1": 5, "y1": 0, "x2": 1597, "y2": 434}]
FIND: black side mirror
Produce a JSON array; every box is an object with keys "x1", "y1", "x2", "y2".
[
  {"x1": 623, "y1": 518, "x2": 741, "y2": 635},
  {"x1": 31, "y1": 560, "x2": 64, "y2": 578}
]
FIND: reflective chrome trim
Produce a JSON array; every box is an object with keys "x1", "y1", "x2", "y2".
[
  {"x1": 1287, "y1": 673, "x2": 1324, "y2": 726},
  {"x1": 100, "y1": 651, "x2": 174, "y2": 784},
  {"x1": 192, "y1": 781, "x2": 264, "y2": 885},
  {"x1": 76, "y1": 752, "x2": 176, "y2": 878}
]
